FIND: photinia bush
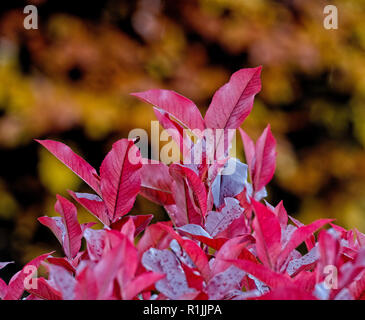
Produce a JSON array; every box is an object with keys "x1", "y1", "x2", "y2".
[{"x1": 1, "y1": 67, "x2": 364, "y2": 300}]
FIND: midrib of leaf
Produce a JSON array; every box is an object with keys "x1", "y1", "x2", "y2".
[
  {"x1": 214, "y1": 70, "x2": 258, "y2": 157},
  {"x1": 112, "y1": 147, "x2": 129, "y2": 222}
]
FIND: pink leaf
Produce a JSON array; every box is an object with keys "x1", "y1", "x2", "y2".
[
  {"x1": 204, "y1": 67, "x2": 262, "y2": 155},
  {"x1": 54, "y1": 195, "x2": 83, "y2": 260},
  {"x1": 110, "y1": 214, "x2": 153, "y2": 237},
  {"x1": 252, "y1": 125, "x2": 277, "y2": 192},
  {"x1": 206, "y1": 266, "x2": 246, "y2": 300},
  {"x1": 83, "y1": 228, "x2": 107, "y2": 261},
  {"x1": 273, "y1": 200, "x2": 288, "y2": 230},
  {"x1": 205, "y1": 197, "x2": 244, "y2": 238},
  {"x1": 38, "y1": 216, "x2": 64, "y2": 245},
  {"x1": 349, "y1": 271, "x2": 365, "y2": 300},
  {"x1": 277, "y1": 219, "x2": 333, "y2": 268},
  {"x1": 68, "y1": 191, "x2": 110, "y2": 226},
  {"x1": 153, "y1": 108, "x2": 192, "y2": 159},
  {"x1": 318, "y1": 230, "x2": 340, "y2": 268},
  {"x1": 254, "y1": 286, "x2": 317, "y2": 300},
  {"x1": 213, "y1": 235, "x2": 255, "y2": 276},
  {"x1": 178, "y1": 224, "x2": 228, "y2": 250},
  {"x1": 170, "y1": 163, "x2": 207, "y2": 218},
  {"x1": 39, "y1": 196, "x2": 82, "y2": 260},
  {"x1": 157, "y1": 223, "x2": 211, "y2": 281},
  {"x1": 180, "y1": 263, "x2": 204, "y2": 292},
  {"x1": 100, "y1": 139, "x2": 142, "y2": 222},
  {"x1": 137, "y1": 222, "x2": 173, "y2": 255},
  {"x1": 36, "y1": 139, "x2": 100, "y2": 194},
  {"x1": 289, "y1": 215, "x2": 316, "y2": 251},
  {"x1": 168, "y1": 166, "x2": 205, "y2": 226},
  {"x1": 4, "y1": 252, "x2": 53, "y2": 300},
  {"x1": 142, "y1": 248, "x2": 196, "y2": 299},
  {"x1": 94, "y1": 234, "x2": 131, "y2": 299},
  {"x1": 139, "y1": 161, "x2": 175, "y2": 206},
  {"x1": 123, "y1": 272, "x2": 165, "y2": 300},
  {"x1": 286, "y1": 247, "x2": 318, "y2": 276},
  {"x1": 119, "y1": 218, "x2": 136, "y2": 243},
  {"x1": 252, "y1": 200, "x2": 282, "y2": 269},
  {"x1": 0, "y1": 278, "x2": 7, "y2": 299},
  {"x1": 355, "y1": 228, "x2": 365, "y2": 247},
  {"x1": 47, "y1": 257, "x2": 75, "y2": 274},
  {"x1": 238, "y1": 128, "x2": 255, "y2": 176},
  {"x1": 229, "y1": 258, "x2": 293, "y2": 289},
  {"x1": 74, "y1": 266, "x2": 98, "y2": 300},
  {"x1": 131, "y1": 89, "x2": 205, "y2": 132},
  {"x1": 48, "y1": 264, "x2": 76, "y2": 300},
  {"x1": 27, "y1": 277, "x2": 62, "y2": 300}
]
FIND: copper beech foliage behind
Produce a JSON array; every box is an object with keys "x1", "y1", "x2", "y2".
[{"x1": 1, "y1": 68, "x2": 364, "y2": 300}]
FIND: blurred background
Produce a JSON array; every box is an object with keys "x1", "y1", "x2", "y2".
[{"x1": 0, "y1": 0, "x2": 365, "y2": 280}]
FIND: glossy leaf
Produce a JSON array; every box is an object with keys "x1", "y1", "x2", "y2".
[
  {"x1": 131, "y1": 89, "x2": 205, "y2": 132},
  {"x1": 36, "y1": 139, "x2": 101, "y2": 194},
  {"x1": 100, "y1": 139, "x2": 142, "y2": 222}
]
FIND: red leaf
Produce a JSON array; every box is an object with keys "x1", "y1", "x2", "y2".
[
  {"x1": 349, "y1": 271, "x2": 365, "y2": 300},
  {"x1": 318, "y1": 230, "x2": 340, "y2": 270},
  {"x1": 229, "y1": 258, "x2": 293, "y2": 289},
  {"x1": 137, "y1": 222, "x2": 173, "y2": 255},
  {"x1": 47, "y1": 264, "x2": 76, "y2": 300},
  {"x1": 157, "y1": 223, "x2": 211, "y2": 281},
  {"x1": 142, "y1": 248, "x2": 196, "y2": 299},
  {"x1": 180, "y1": 263, "x2": 204, "y2": 292},
  {"x1": 277, "y1": 219, "x2": 333, "y2": 268},
  {"x1": 178, "y1": 224, "x2": 228, "y2": 250},
  {"x1": 289, "y1": 215, "x2": 316, "y2": 251},
  {"x1": 168, "y1": 165, "x2": 205, "y2": 226},
  {"x1": 123, "y1": 272, "x2": 165, "y2": 300},
  {"x1": 47, "y1": 257, "x2": 75, "y2": 274},
  {"x1": 139, "y1": 161, "x2": 175, "y2": 206},
  {"x1": 0, "y1": 278, "x2": 7, "y2": 299},
  {"x1": 153, "y1": 108, "x2": 192, "y2": 159},
  {"x1": 213, "y1": 236, "x2": 255, "y2": 276},
  {"x1": 100, "y1": 139, "x2": 142, "y2": 222},
  {"x1": 204, "y1": 67, "x2": 262, "y2": 154},
  {"x1": 252, "y1": 125, "x2": 277, "y2": 192},
  {"x1": 205, "y1": 197, "x2": 245, "y2": 238},
  {"x1": 115, "y1": 235, "x2": 140, "y2": 299},
  {"x1": 119, "y1": 218, "x2": 136, "y2": 243},
  {"x1": 54, "y1": 195, "x2": 83, "y2": 259},
  {"x1": 38, "y1": 216, "x2": 64, "y2": 245},
  {"x1": 68, "y1": 191, "x2": 110, "y2": 226},
  {"x1": 74, "y1": 266, "x2": 98, "y2": 300},
  {"x1": 238, "y1": 128, "x2": 255, "y2": 177},
  {"x1": 253, "y1": 286, "x2": 317, "y2": 300},
  {"x1": 83, "y1": 228, "x2": 107, "y2": 261},
  {"x1": 355, "y1": 228, "x2": 365, "y2": 247},
  {"x1": 206, "y1": 266, "x2": 246, "y2": 300},
  {"x1": 252, "y1": 200, "x2": 282, "y2": 269},
  {"x1": 110, "y1": 214, "x2": 153, "y2": 237},
  {"x1": 36, "y1": 139, "x2": 100, "y2": 194},
  {"x1": 131, "y1": 89, "x2": 205, "y2": 133},
  {"x1": 4, "y1": 252, "x2": 53, "y2": 300},
  {"x1": 170, "y1": 164, "x2": 207, "y2": 218},
  {"x1": 94, "y1": 234, "x2": 133, "y2": 299},
  {"x1": 273, "y1": 200, "x2": 288, "y2": 230},
  {"x1": 27, "y1": 277, "x2": 62, "y2": 300}
]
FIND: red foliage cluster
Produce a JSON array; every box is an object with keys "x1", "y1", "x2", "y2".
[{"x1": 1, "y1": 67, "x2": 364, "y2": 300}]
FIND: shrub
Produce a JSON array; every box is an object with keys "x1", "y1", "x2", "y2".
[{"x1": 1, "y1": 67, "x2": 364, "y2": 300}]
